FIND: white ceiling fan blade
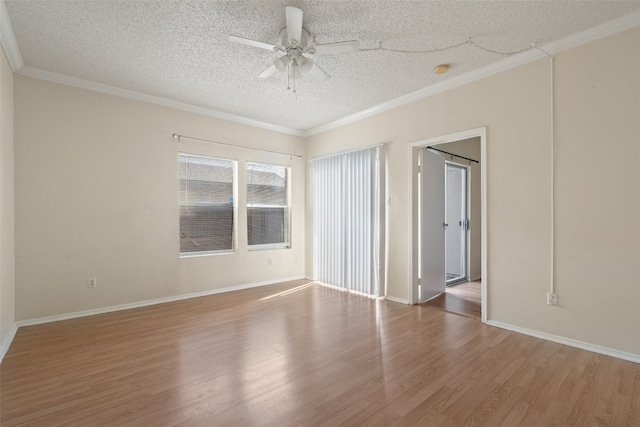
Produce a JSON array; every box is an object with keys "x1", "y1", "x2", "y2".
[
  {"x1": 228, "y1": 35, "x2": 276, "y2": 51},
  {"x1": 311, "y1": 40, "x2": 359, "y2": 55},
  {"x1": 285, "y1": 6, "x2": 303, "y2": 45},
  {"x1": 258, "y1": 64, "x2": 278, "y2": 78},
  {"x1": 305, "y1": 59, "x2": 331, "y2": 81}
]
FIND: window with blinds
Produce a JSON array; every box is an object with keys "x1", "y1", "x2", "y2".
[
  {"x1": 247, "y1": 163, "x2": 290, "y2": 248},
  {"x1": 179, "y1": 153, "x2": 236, "y2": 255}
]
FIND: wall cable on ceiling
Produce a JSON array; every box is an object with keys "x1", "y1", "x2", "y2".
[{"x1": 359, "y1": 37, "x2": 533, "y2": 56}]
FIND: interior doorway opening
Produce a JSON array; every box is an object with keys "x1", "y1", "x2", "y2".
[{"x1": 410, "y1": 128, "x2": 487, "y2": 322}]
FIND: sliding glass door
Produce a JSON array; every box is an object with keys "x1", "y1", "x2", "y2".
[{"x1": 313, "y1": 146, "x2": 384, "y2": 296}]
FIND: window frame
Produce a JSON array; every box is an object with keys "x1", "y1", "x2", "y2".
[
  {"x1": 178, "y1": 152, "x2": 238, "y2": 257},
  {"x1": 246, "y1": 162, "x2": 292, "y2": 251}
]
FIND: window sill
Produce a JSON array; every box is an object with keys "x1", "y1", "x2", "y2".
[
  {"x1": 180, "y1": 250, "x2": 238, "y2": 259},
  {"x1": 248, "y1": 244, "x2": 291, "y2": 251}
]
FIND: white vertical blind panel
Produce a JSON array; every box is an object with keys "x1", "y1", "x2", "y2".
[{"x1": 313, "y1": 147, "x2": 379, "y2": 295}]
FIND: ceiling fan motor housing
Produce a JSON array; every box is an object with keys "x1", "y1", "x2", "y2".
[{"x1": 279, "y1": 28, "x2": 310, "y2": 51}]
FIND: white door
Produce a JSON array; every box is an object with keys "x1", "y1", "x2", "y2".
[{"x1": 420, "y1": 148, "x2": 446, "y2": 302}]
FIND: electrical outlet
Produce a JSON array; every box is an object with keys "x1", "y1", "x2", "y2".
[
  {"x1": 547, "y1": 292, "x2": 557, "y2": 305},
  {"x1": 88, "y1": 278, "x2": 97, "y2": 288},
  {"x1": 268, "y1": 258, "x2": 273, "y2": 266}
]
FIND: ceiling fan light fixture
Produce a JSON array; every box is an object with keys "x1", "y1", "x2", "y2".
[
  {"x1": 434, "y1": 64, "x2": 450, "y2": 74},
  {"x1": 229, "y1": 5, "x2": 352, "y2": 83},
  {"x1": 274, "y1": 56, "x2": 291, "y2": 72},
  {"x1": 297, "y1": 57, "x2": 313, "y2": 75}
]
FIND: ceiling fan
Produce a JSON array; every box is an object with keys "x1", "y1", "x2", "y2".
[{"x1": 228, "y1": 6, "x2": 359, "y2": 82}]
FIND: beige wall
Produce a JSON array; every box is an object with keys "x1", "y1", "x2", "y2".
[
  {"x1": 552, "y1": 28, "x2": 640, "y2": 350},
  {"x1": 0, "y1": 46, "x2": 15, "y2": 344},
  {"x1": 306, "y1": 59, "x2": 552, "y2": 305},
  {"x1": 14, "y1": 76, "x2": 306, "y2": 320},
  {"x1": 9, "y1": 25, "x2": 640, "y2": 358},
  {"x1": 306, "y1": 27, "x2": 640, "y2": 356}
]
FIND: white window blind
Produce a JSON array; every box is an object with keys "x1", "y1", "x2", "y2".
[
  {"x1": 247, "y1": 163, "x2": 290, "y2": 248},
  {"x1": 179, "y1": 153, "x2": 236, "y2": 255},
  {"x1": 313, "y1": 147, "x2": 382, "y2": 296}
]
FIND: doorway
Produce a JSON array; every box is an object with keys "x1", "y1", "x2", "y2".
[{"x1": 410, "y1": 128, "x2": 487, "y2": 322}]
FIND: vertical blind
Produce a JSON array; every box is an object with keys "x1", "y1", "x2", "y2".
[
  {"x1": 247, "y1": 163, "x2": 290, "y2": 247},
  {"x1": 179, "y1": 153, "x2": 235, "y2": 254},
  {"x1": 313, "y1": 147, "x2": 381, "y2": 296}
]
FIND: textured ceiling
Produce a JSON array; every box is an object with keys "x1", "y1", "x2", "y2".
[{"x1": 5, "y1": 0, "x2": 640, "y2": 132}]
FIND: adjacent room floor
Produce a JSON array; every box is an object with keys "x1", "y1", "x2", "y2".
[
  {"x1": 423, "y1": 280, "x2": 482, "y2": 319},
  {"x1": 2, "y1": 280, "x2": 638, "y2": 426}
]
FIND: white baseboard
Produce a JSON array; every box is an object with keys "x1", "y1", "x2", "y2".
[
  {"x1": 468, "y1": 275, "x2": 482, "y2": 282},
  {"x1": 385, "y1": 295, "x2": 410, "y2": 305},
  {"x1": 486, "y1": 320, "x2": 640, "y2": 364},
  {"x1": 17, "y1": 276, "x2": 306, "y2": 328},
  {"x1": 0, "y1": 323, "x2": 18, "y2": 364}
]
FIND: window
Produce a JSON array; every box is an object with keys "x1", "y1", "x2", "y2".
[
  {"x1": 246, "y1": 163, "x2": 290, "y2": 248},
  {"x1": 179, "y1": 154, "x2": 236, "y2": 255}
]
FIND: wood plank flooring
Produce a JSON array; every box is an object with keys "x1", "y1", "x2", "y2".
[
  {"x1": 424, "y1": 281, "x2": 482, "y2": 319},
  {"x1": 2, "y1": 280, "x2": 639, "y2": 426}
]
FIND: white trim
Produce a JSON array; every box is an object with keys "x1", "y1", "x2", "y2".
[
  {"x1": 15, "y1": 67, "x2": 305, "y2": 137},
  {"x1": 0, "y1": 323, "x2": 18, "y2": 363},
  {"x1": 16, "y1": 276, "x2": 305, "y2": 327},
  {"x1": 408, "y1": 142, "x2": 418, "y2": 305},
  {"x1": 304, "y1": 10, "x2": 640, "y2": 137},
  {"x1": 410, "y1": 128, "x2": 487, "y2": 148},
  {"x1": 385, "y1": 296, "x2": 409, "y2": 305},
  {"x1": 541, "y1": 8, "x2": 640, "y2": 54},
  {"x1": 479, "y1": 128, "x2": 487, "y2": 322},
  {"x1": 307, "y1": 51, "x2": 539, "y2": 137},
  {"x1": 487, "y1": 320, "x2": 640, "y2": 365},
  {"x1": 409, "y1": 127, "x2": 487, "y2": 323},
  {"x1": 0, "y1": 0, "x2": 23, "y2": 71},
  {"x1": 468, "y1": 275, "x2": 482, "y2": 282}
]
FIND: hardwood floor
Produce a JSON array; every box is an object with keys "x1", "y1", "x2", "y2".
[
  {"x1": 2, "y1": 280, "x2": 639, "y2": 426},
  {"x1": 424, "y1": 280, "x2": 482, "y2": 319}
]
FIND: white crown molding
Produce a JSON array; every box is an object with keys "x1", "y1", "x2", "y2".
[
  {"x1": 543, "y1": 8, "x2": 640, "y2": 53},
  {"x1": 4, "y1": 4, "x2": 640, "y2": 138},
  {"x1": 16, "y1": 276, "x2": 306, "y2": 327},
  {"x1": 304, "y1": 49, "x2": 545, "y2": 137},
  {"x1": 0, "y1": 0, "x2": 23, "y2": 71},
  {"x1": 0, "y1": 322, "x2": 18, "y2": 364},
  {"x1": 304, "y1": 9, "x2": 640, "y2": 137},
  {"x1": 16, "y1": 67, "x2": 305, "y2": 137},
  {"x1": 487, "y1": 320, "x2": 640, "y2": 364}
]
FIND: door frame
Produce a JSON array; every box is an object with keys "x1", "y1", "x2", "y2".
[{"x1": 409, "y1": 127, "x2": 487, "y2": 323}]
